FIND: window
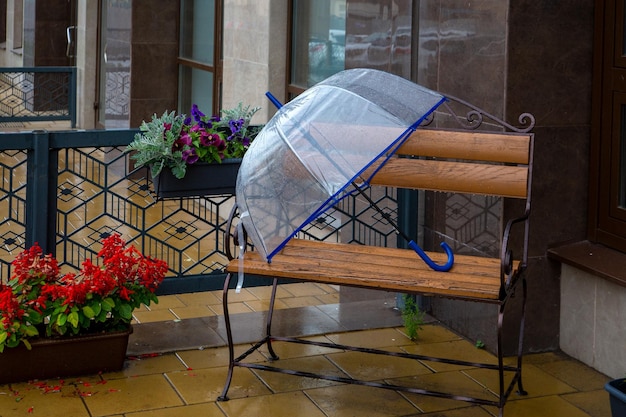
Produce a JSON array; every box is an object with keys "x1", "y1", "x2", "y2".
[
  {"x1": 590, "y1": 0, "x2": 626, "y2": 252},
  {"x1": 289, "y1": 0, "x2": 414, "y2": 98},
  {"x1": 178, "y1": 0, "x2": 221, "y2": 114}
]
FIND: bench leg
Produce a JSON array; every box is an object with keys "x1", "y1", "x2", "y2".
[
  {"x1": 515, "y1": 276, "x2": 528, "y2": 396},
  {"x1": 217, "y1": 272, "x2": 235, "y2": 401},
  {"x1": 265, "y1": 278, "x2": 280, "y2": 361},
  {"x1": 495, "y1": 276, "x2": 529, "y2": 415}
]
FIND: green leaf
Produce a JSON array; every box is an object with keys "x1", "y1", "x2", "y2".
[
  {"x1": 23, "y1": 339, "x2": 32, "y2": 350},
  {"x1": 83, "y1": 305, "x2": 95, "y2": 319},
  {"x1": 0, "y1": 331, "x2": 7, "y2": 344},
  {"x1": 91, "y1": 302, "x2": 102, "y2": 317},
  {"x1": 119, "y1": 303, "x2": 133, "y2": 320},
  {"x1": 68, "y1": 311, "x2": 80, "y2": 328},
  {"x1": 97, "y1": 309, "x2": 109, "y2": 322},
  {"x1": 56, "y1": 313, "x2": 67, "y2": 326},
  {"x1": 23, "y1": 325, "x2": 39, "y2": 337},
  {"x1": 102, "y1": 297, "x2": 115, "y2": 311},
  {"x1": 26, "y1": 310, "x2": 43, "y2": 325}
]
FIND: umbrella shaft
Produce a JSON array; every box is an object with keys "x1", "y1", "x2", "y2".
[{"x1": 351, "y1": 181, "x2": 412, "y2": 243}]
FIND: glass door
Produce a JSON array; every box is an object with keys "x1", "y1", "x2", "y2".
[{"x1": 96, "y1": 0, "x2": 132, "y2": 129}]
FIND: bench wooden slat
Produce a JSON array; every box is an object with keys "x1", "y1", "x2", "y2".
[
  {"x1": 397, "y1": 130, "x2": 531, "y2": 164},
  {"x1": 369, "y1": 158, "x2": 528, "y2": 198},
  {"x1": 227, "y1": 239, "x2": 520, "y2": 301}
]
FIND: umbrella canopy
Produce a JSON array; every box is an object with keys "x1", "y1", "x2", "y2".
[{"x1": 236, "y1": 68, "x2": 446, "y2": 262}]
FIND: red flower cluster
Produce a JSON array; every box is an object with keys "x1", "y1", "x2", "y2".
[{"x1": 0, "y1": 234, "x2": 168, "y2": 352}]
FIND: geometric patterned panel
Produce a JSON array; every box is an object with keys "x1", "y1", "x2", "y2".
[
  {"x1": 0, "y1": 70, "x2": 72, "y2": 120},
  {"x1": 54, "y1": 147, "x2": 236, "y2": 282},
  {"x1": 423, "y1": 192, "x2": 501, "y2": 259},
  {"x1": 0, "y1": 141, "x2": 399, "y2": 293},
  {"x1": 444, "y1": 193, "x2": 501, "y2": 258},
  {"x1": 0, "y1": 150, "x2": 27, "y2": 280}
]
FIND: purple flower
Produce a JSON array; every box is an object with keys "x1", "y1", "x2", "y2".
[
  {"x1": 200, "y1": 132, "x2": 221, "y2": 147},
  {"x1": 191, "y1": 104, "x2": 205, "y2": 123},
  {"x1": 182, "y1": 149, "x2": 199, "y2": 164},
  {"x1": 172, "y1": 134, "x2": 191, "y2": 152},
  {"x1": 180, "y1": 133, "x2": 192, "y2": 146},
  {"x1": 229, "y1": 118, "x2": 244, "y2": 133}
]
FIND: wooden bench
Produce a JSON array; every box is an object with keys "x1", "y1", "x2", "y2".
[{"x1": 217, "y1": 122, "x2": 535, "y2": 416}]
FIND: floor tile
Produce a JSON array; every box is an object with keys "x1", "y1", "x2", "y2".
[
  {"x1": 210, "y1": 301, "x2": 255, "y2": 315},
  {"x1": 145, "y1": 295, "x2": 186, "y2": 310},
  {"x1": 81, "y1": 374, "x2": 183, "y2": 416},
  {"x1": 280, "y1": 282, "x2": 331, "y2": 297},
  {"x1": 0, "y1": 382, "x2": 91, "y2": 417},
  {"x1": 257, "y1": 336, "x2": 339, "y2": 359},
  {"x1": 326, "y1": 348, "x2": 432, "y2": 381},
  {"x1": 305, "y1": 384, "x2": 420, "y2": 416},
  {"x1": 325, "y1": 327, "x2": 411, "y2": 349},
  {"x1": 128, "y1": 317, "x2": 226, "y2": 355},
  {"x1": 246, "y1": 284, "x2": 294, "y2": 300},
  {"x1": 561, "y1": 389, "x2": 612, "y2": 417},
  {"x1": 390, "y1": 371, "x2": 498, "y2": 412},
  {"x1": 125, "y1": 402, "x2": 225, "y2": 417},
  {"x1": 420, "y1": 406, "x2": 493, "y2": 416},
  {"x1": 402, "y1": 339, "x2": 498, "y2": 372},
  {"x1": 176, "y1": 345, "x2": 266, "y2": 369},
  {"x1": 314, "y1": 292, "x2": 341, "y2": 304},
  {"x1": 133, "y1": 309, "x2": 178, "y2": 323},
  {"x1": 252, "y1": 356, "x2": 347, "y2": 392},
  {"x1": 106, "y1": 353, "x2": 186, "y2": 378},
  {"x1": 536, "y1": 356, "x2": 610, "y2": 392},
  {"x1": 175, "y1": 291, "x2": 221, "y2": 306},
  {"x1": 493, "y1": 395, "x2": 595, "y2": 417},
  {"x1": 217, "y1": 391, "x2": 326, "y2": 417},
  {"x1": 315, "y1": 299, "x2": 402, "y2": 330},
  {"x1": 214, "y1": 288, "x2": 259, "y2": 303},
  {"x1": 167, "y1": 366, "x2": 271, "y2": 403},
  {"x1": 407, "y1": 323, "x2": 464, "y2": 344},
  {"x1": 170, "y1": 305, "x2": 216, "y2": 319},
  {"x1": 244, "y1": 298, "x2": 290, "y2": 311},
  {"x1": 465, "y1": 363, "x2": 576, "y2": 399},
  {"x1": 282, "y1": 295, "x2": 331, "y2": 308}
]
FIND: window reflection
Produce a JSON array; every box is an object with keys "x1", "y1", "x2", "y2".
[{"x1": 291, "y1": 0, "x2": 413, "y2": 92}]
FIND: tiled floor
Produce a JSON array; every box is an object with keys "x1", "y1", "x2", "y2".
[{"x1": 0, "y1": 282, "x2": 613, "y2": 417}]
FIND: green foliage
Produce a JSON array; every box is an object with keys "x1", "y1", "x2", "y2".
[
  {"x1": 126, "y1": 103, "x2": 263, "y2": 179},
  {"x1": 0, "y1": 234, "x2": 168, "y2": 352},
  {"x1": 401, "y1": 294, "x2": 425, "y2": 340}
]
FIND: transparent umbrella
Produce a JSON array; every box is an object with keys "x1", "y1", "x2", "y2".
[{"x1": 236, "y1": 68, "x2": 453, "y2": 272}]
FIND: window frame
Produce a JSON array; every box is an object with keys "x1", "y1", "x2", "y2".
[{"x1": 589, "y1": 0, "x2": 626, "y2": 252}]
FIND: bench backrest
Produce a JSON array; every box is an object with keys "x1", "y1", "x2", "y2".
[{"x1": 369, "y1": 129, "x2": 534, "y2": 200}]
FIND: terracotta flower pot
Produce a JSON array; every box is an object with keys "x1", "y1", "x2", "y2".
[
  {"x1": 0, "y1": 327, "x2": 132, "y2": 384},
  {"x1": 152, "y1": 159, "x2": 241, "y2": 198}
]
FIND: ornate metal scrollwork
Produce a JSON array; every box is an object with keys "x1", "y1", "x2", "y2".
[{"x1": 423, "y1": 93, "x2": 536, "y2": 133}]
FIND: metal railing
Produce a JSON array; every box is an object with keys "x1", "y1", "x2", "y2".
[
  {"x1": 0, "y1": 67, "x2": 76, "y2": 127},
  {"x1": 0, "y1": 129, "x2": 401, "y2": 294}
]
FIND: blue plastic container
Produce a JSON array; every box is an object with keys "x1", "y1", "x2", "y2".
[{"x1": 605, "y1": 379, "x2": 626, "y2": 417}]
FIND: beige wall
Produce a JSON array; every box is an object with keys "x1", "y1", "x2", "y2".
[
  {"x1": 560, "y1": 264, "x2": 626, "y2": 379},
  {"x1": 2, "y1": 0, "x2": 24, "y2": 68},
  {"x1": 75, "y1": 0, "x2": 98, "y2": 129},
  {"x1": 222, "y1": 0, "x2": 288, "y2": 124}
]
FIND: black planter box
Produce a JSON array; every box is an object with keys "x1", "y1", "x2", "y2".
[{"x1": 152, "y1": 159, "x2": 241, "y2": 198}]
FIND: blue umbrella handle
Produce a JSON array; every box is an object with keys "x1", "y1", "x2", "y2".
[
  {"x1": 407, "y1": 240, "x2": 454, "y2": 272},
  {"x1": 266, "y1": 91, "x2": 283, "y2": 109}
]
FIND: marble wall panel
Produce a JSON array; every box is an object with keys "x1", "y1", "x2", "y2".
[{"x1": 561, "y1": 264, "x2": 626, "y2": 379}]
